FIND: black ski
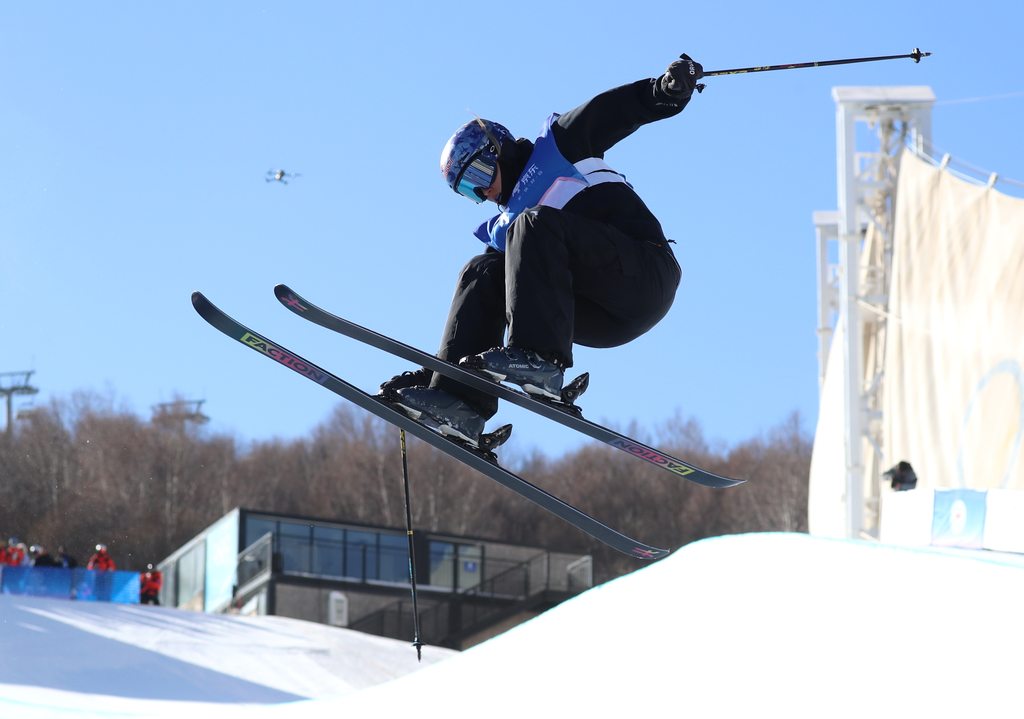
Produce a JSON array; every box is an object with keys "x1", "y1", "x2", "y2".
[
  {"x1": 274, "y1": 284, "x2": 744, "y2": 489},
  {"x1": 192, "y1": 291, "x2": 669, "y2": 560}
]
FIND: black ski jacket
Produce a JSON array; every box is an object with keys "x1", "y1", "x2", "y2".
[{"x1": 497, "y1": 78, "x2": 689, "y2": 246}]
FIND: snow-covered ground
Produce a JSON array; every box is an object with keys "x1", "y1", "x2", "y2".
[
  {"x1": 3, "y1": 532, "x2": 1023, "y2": 718},
  {"x1": 0, "y1": 588, "x2": 453, "y2": 717}
]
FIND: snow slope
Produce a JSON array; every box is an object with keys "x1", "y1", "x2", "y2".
[
  {"x1": 0, "y1": 592, "x2": 452, "y2": 717},
  {"x1": 3, "y1": 533, "x2": 1023, "y2": 719}
]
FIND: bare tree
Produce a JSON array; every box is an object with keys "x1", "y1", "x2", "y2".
[{"x1": 0, "y1": 389, "x2": 810, "y2": 583}]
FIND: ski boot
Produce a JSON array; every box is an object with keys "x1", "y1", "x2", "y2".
[
  {"x1": 459, "y1": 346, "x2": 589, "y2": 410},
  {"x1": 385, "y1": 385, "x2": 512, "y2": 453},
  {"x1": 378, "y1": 367, "x2": 433, "y2": 394}
]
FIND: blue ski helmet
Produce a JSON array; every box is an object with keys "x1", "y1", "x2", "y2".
[{"x1": 440, "y1": 118, "x2": 514, "y2": 203}]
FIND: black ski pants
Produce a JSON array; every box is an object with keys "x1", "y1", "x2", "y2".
[{"x1": 431, "y1": 206, "x2": 681, "y2": 417}]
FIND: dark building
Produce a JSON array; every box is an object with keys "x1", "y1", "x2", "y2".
[{"x1": 157, "y1": 508, "x2": 593, "y2": 649}]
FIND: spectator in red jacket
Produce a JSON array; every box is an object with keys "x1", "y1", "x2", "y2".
[
  {"x1": 4, "y1": 537, "x2": 27, "y2": 566},
  {"x1": 140, "y1": 563, "x2": 163, "y2": 605},
  {"x1": 87, "y1": 544, "x2": 116, "y2": 571}
]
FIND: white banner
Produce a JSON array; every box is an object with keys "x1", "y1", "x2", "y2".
[{"x1": 883, "y1": 150, "x2": 1024, "y2": 490}]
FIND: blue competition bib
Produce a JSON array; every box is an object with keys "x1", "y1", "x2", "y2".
[{"x1": 473, "y1": 114, "x2": 628, "y2": 252}]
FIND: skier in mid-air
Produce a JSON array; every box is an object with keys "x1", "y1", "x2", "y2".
[{"x1": 382, "y1": 55, "x2": 705, "y2": 447}]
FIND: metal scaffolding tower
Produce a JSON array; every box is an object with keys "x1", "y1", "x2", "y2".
[{"x1": 815, "y1": 86, "x2": 935, "y2": 538}]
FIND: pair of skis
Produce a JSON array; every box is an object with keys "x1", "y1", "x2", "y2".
[{"x1": 192, "y1": 286, "x2": 744, "y2": 559}]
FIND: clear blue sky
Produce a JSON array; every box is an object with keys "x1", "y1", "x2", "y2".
[{"x1": 3, "y1": 2, "x2": 1022, "y2": 458}]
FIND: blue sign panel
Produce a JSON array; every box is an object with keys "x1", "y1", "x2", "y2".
[
  {"x1": 1, "y1": 568, "x2": 140, "y2": 604},
  {"x1": 931, "y1": 489, "x2": 987, "y2": 549}
]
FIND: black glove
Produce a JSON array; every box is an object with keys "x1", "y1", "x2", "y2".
[{"x1": 659, "y1": 54, "x2": 704, "y2": 101}]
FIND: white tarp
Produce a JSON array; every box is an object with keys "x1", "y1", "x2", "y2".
[
  {"x1": 884, "y1": 150, "x2": 1024, "y2": 490},
  {"x1": 810, "y1": 149, "x2": 1024, "y2": 537},
  {"x1": 807, "y1": 317, "x2": 847, "y2": 536}
]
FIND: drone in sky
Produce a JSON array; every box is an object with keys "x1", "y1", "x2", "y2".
[{"x1": 266, "y1": 169, "x2": 301, "y2": 185}]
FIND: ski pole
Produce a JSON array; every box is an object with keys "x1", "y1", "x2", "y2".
[
  {"x1": 695, "y1": 47, "x2": 931, "y2": 92},
  {"x1": 399, "y1": 429, "x2": 425, "y2": 661}
]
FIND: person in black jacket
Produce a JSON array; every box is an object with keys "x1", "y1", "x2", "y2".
[
  {"x1": 383, "y1": 55, "x2": 704, "y2": 447},
  {"x1": 30, "y1": 544, "x2": 60, "y2": 568},
  {"x1": 55, "y1": 545, "x2": 79, "y2": 568}
]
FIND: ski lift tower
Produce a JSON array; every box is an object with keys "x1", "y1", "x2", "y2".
[
  {"x1": 152, "y1": 399, "x2": 210, "y2": 433},
  {"x1": 1, "y1": 371, "x2": 39, "y2": 439},
  {"x1": 815, "y1": 86, "x2": 934, "y2": 539}
]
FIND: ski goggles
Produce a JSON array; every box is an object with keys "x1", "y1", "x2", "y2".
[{"x1": 454, "y1": 152, "x2": 497, "y2": 203}]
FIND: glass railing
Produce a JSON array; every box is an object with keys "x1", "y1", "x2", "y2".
[
  {"x1": 236, "y1": 532, "x2": 273, "y2": 589},
  {"x1": 350, "y1": 550, "x2": 591, "y2": 645}
]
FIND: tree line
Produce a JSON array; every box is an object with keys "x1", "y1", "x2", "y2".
[{"x1": 0, "y1": 392, "x2": 810, "y2": 581}]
